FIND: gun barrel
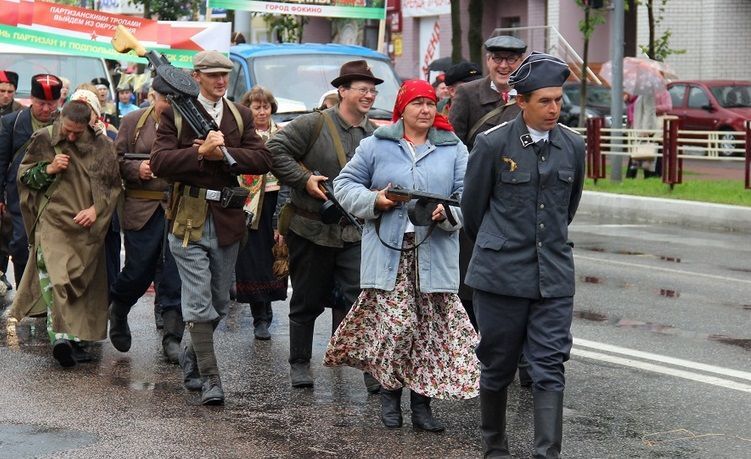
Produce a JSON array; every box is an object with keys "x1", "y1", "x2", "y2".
[{"x1": 122, "y1": 153, "x2": 151, "y2": 161}]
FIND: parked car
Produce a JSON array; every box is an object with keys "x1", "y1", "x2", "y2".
[
  {"x1": 560, "y1": 82, "x2": 614, "y2": 127},
  {"x1": 229, "y1": 43, "x2": 401, "y2": 125},
  {"x1": 0, "y1": 44, "x2": 114, "y2": 106},
  {"x1": 665, "y1": 80, "x2": 751, "y2": 156}
]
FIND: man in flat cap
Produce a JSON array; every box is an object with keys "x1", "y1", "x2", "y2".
[
  {"x1": 108, "y1": 76, "x2": 183, "y2": 364},
  {"x1": 150, "y1": 50, "x2": 272, "y2": 405},
  {"x1": 0, "y1": 74, "x2": 61, "y2": 290},
  {"x1": 267, "y1": 60, "x2": 382, "y2": 393},
  {"x1": 0, "y1": 71, "x2": 22, "y2": 117},
  {"x1": 450, "y1": 35, "x2": 527, "y2": 149},
  {"x1": 461, "y1": 52, "x2": 584, "y2": 458},
  {"x1": 437, "y1": 61, "x2": 482, "y2": 116}
]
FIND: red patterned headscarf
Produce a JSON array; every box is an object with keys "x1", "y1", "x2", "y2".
[{"x1": 392, "y1": 79, "x2": 454, "y2": 132}]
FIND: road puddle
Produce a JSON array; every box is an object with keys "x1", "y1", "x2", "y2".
[
  {"x1": 581, "y1": 246, "x2": 683, "y2": 263},
  {"x1": 708, "y1": 335, "x2": 751, "y2": 351},
  {"x1": 573, "y1": 310, "x2": 608, "y2": 322},
  {"x1": 0, "y1": 423, "x2": 97, "y2": 456}
]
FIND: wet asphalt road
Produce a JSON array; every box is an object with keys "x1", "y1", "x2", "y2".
[{"x1": 0, "y1": 211, "x2": 750, "y2": 458}]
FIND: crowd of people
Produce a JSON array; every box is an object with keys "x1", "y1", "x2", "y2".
[{"x1": 0, "y1": 34, "x2": 586, "y2": 458}]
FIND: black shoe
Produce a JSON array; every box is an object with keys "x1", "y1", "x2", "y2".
[
  {"x1": 364, "y1": 372, "x2": 381, "y2": 394},
  {"x1": 380, "y1": 388, "x2": 403, "y2": 428},
  {"x1": 290, "y1": 362, "x2": 313, "y2": 388},
  {"x1": 179, "y1": 345, "x2": 202, "y2": 391},
  {"x1": 161, "y1": 309, "x2": 184, "y2": 364},
  {"x1": 201, "y1": 375, "x2": 225, "y2": 405},
  {"x1": 71, "y1": 341, "x2": 92, "y2": 363},
  {"x1": 410, "y1": 391, "x2": 445, "y2": 432},
  {"x1": 253, "y1": 321, "x2": 271, "y2": 340},
  {"x1": 108, "y1": 301, "x2": 131, "y2": 352},
  {"x1": 52, "y1": 339, "x2": 77, "y2": 368}
]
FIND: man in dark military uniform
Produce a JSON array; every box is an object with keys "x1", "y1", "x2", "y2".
[
  {"x1": 0, "y1": 71, "x2": 22, "y2": 117},
  {"x1": 0, "y1": 74, "x2": 61, "y2": 288},
  {"x1": 461, "y1": 52, "x2": 585, "y2": 458},
  {"x1": 108, "y1": 76, "x2": 184, "y2": 363},
  {"x1": 449, "y1": 35, "x2": 526, "y2": 149}
]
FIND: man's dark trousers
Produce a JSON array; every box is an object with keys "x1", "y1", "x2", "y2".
[{"x1": 110, "y1": 208, "x2": 181, "y2": 313}]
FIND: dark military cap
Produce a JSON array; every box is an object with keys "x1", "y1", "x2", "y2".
[
  {"x1": 30, "y1": 74, "x2": 62, "y2": 100},
  {"x1": 484, "y1": 35, "x2": 527, "y2": 53},
  {"x1": 0, "y1": 71, "x2": 19, "y2": 88},
  {"x1": 150, "y1": 75, "x2": 174, "y2": 96},
  {"x1": 91, "y1": 77, "x2": 110, "y2": 88},
  {"x1": 508, "y1": 52, "x2": 571, "y2": 94},
  {"x1": 444, "y1": 62, "x2": 483, "y2": 86}
]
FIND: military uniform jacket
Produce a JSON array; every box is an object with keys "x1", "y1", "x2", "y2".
[
  {"x1": 0, "y1": 108, "x2": 40, "y2": 214},
  {"x1": 449, "y1": 76, "x2": 521, "y2": 148},
  {"x1": 116, "y1": 106, "x2": 170, "y2": 231},
  {"x1": 461, "y1": 113, "x2": 585, "y2": 299},
  {"x1": 268, "y1": 106, "x2": 375, "y2": 248},
  {"x1": 150, "y1": 101, "x2": 272, "y2": 247},
  {"x1": 0, "y1": 100, "x2": 23, "y2": 117}
]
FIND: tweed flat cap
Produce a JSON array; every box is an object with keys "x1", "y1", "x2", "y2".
[
  {"x1": 193, "y1": 51, "x2": 233, "y2": 73},
  {"x1": 484, "y1": 35, "x2": 527, "y2": 53}
]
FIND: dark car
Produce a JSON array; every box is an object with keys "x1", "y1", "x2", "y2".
[
  {"x1": 665, "y1": 80, "x2": 751, "y2": 156},
  {"x1": 560, "y1": 82, "x2": 613, "y2": 127}
]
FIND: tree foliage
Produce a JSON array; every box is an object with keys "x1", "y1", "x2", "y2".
[
  {"x1": 639, "y1": 0, "x2": 686, "y2": 61},
  {"x1": 127, "y1": 0, "x2": 201, "y2": 20},
  {"x1": 261, "y1": 14, "x2": 307, "y2": 44},
  {"x1": 450, "y1": 0, "x2": 462, "y2": 64}
]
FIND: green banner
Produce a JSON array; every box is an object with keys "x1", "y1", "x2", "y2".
[
  {"x1": 209, "y1": 0, "x2": 386, "y2": 20},
  {"x1": 0, "y1": 25, "x2": 197, "y2": 68}
]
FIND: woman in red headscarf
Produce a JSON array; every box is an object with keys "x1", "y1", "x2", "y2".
[{"x1": 323, "y1": 80, "x2": 479, "y2": 432}]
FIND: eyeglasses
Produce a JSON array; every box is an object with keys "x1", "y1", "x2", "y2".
[
  {"x1": 489, "y1": 54, "x2": 521, "y2": 65},
  {"x1": 347, "y1": 86, "x2": 379, "y2": 96}
]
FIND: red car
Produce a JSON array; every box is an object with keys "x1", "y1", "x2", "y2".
[{"x1": 665, "y1": 80, "x2": 751, "y2": 156}]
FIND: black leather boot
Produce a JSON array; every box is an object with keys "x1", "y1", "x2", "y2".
[
  {"x1": 108, "y1": 300, "x2": 132, "y2": 352},
  {"x1": 52, "y1": 339, "x2": 76, "y2": 368},
  {"x1": 380, "y1": 388, "x2": 403, "y2": 428},
  {"x1": 480, "y1": 387, "x2": 510, "y2": 458},
  {"x1": 331, "y1": 307, "x2": 347, "y2": 336},
  {"x1": 364, "y1": 372, "x2": 381, "y2": 394},
  {"x1": 533, "y1": 391, "x2": 564, "y2": 459},
  {"x1": 250, "y1": 302, "x2": 271, "y2": 340},
  {"x1": 410, "y1": 391, "x2": 444, "y2": 432},
  {"x1": 161, "y1": 308, "x2": 184, "y2": 364},
  {"x1": 201, "y1": 374, "x2": 225, "y2": 405},
  {"x1": 289, "y1": 321, "x2": 314, "y2": 388},
  {"x1": 518, "y1": 354, "x2": 532, "y2": 388},
  {"x1": 154, "y1": 302, "x2": 164, "y2": 329},
  {"x1": 178, "y1": 344, "x2": 202, "y2": 391}
]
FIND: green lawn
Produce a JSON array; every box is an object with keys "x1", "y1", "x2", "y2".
[{"x1": 585, "y1": 177, "x2": 751, "y2": 207}]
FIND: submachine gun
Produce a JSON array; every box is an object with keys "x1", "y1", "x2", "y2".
[
  {"x1": 111, "y1": 25, "x2": 238, "y2": 171},
  {"x1": 312, "y1": 170, "x2": 363, "y2": 233}
]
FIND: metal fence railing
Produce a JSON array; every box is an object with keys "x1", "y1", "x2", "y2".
[{"x1": 579, "y1": 118, "x2": 751, "y2": 189}]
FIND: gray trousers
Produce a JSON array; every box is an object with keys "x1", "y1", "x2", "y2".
[
  {"x1": 474, "y1": 291, "x2": 573, "y2": 392},
  {"x1": 168, "y1": 214, "x2": 239, "y2": 324}
]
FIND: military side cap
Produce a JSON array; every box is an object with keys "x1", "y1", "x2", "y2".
[
  {"x1": 91, "y1": 77, "x2": 110, "y2": 88},
  {"x1": 508, "y1": 52, "x2": 570, "y2": 94},
  {"x1": 31, "y1": 74, "x2": 63, "y2": 101},
  {"x1": 0, "y1": 71, "x2": 19, "y2": 88},
  {"x1": 193, "y1": 50, "x2": 233, "y2": 73},
  {"x1": 444, "y1": 62, "x2": 483, "y2": 86},
  {"x1": 484, "y1": 35, "x2": 527, "y2": 53},
  {"x1": 331, "y1": 60, "x2": 384, "y2": 87}
]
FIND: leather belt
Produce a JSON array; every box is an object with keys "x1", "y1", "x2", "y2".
[
  {"x1": 290, "y1": 203, "x2": 322, "y2": 221},
  {"x1": 177, "y1": 184, "x2": 221, "y2": 202},
  {"x1": 125, "y1": 189, "x2": 168, "y2": 200}
]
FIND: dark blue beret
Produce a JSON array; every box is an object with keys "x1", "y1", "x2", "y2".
[{"x1": 508, "y1": 52, "x2": 571, "y2": 94}]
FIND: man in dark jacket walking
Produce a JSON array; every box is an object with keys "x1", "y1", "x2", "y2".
[{"x1": 461, "y1": 53, "x2": 585, "y2": 458}]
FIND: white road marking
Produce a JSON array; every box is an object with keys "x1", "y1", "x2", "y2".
[
  {"x1": 572, "y1": 348, "x2": 751, "y2": 393},
  {"x1": 574, "y1": 338, "x2": 751, "y2": 381},
  {"x1": 575, "y1": 255, "x2": 751, "y2": 285}
]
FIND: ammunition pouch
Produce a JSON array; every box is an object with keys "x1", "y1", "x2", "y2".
[
  {"x1": 277, "y1": 203, "x2": 293, "y2": 236},
  {"x1": 220, "y1": 186, "x2": 249, "y2": 209},
  {"x1": 170, "y1": 183, "x2": 209, "y2": 247}
]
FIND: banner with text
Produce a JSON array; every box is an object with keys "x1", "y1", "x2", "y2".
[
  {"x1": 401, "y1": 0, "x2": 449, "y2": 17},
  {"x1": 0, "y1": 0, "x2": 230, "y2": 68},
  {"x1": 209, "y1": 0, "x2": 387, "y2": 20}
]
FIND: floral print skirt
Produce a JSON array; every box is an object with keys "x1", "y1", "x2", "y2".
[{"x1": 323, "y1": 234, "x2": 480, "y2": 400}]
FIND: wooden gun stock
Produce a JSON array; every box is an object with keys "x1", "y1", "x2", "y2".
[{"x1": 111, "y1": 24, "x2": 147, "y2": 57}]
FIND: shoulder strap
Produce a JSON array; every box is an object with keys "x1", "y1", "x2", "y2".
[
  {"x1": 321, "y1": 111, "x2": 347, "y2": 168},
  {"x1": 132, "y1": 105, "x2": 155, "y2": 148},
  {"x1": 467, "y1": 104, "x2": 506, "y2": 144},
  {"x1": 304, "y1": 112, "x2": 325, "y2": 156},
  {"x1": 10, "y1": 111, "x2": 31, "y2": 162},
  {"x1": 225, "y1": 99, "x2": 244, "y2": 134}
]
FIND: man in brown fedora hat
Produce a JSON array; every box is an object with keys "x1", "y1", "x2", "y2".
[{"x1": 268, "y1": 60, "x2": 383, "y2": 391}]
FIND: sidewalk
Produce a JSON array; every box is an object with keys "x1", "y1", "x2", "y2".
[{"x1": 579, "y1": 191, "x2": 751, "y2": 234}]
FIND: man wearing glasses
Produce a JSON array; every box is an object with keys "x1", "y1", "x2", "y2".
[
  {"x1": 268, "y1": 60, "x2": 382, "y2": 392},
  {"x1": 449, "y1": 35, "x2": 527, "y2": 149}
]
